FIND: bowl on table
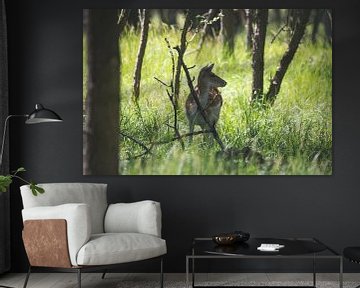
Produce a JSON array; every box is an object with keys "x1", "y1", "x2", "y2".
[{"x1": 212, "y1": 231, "x2": 250, "y2": 246}]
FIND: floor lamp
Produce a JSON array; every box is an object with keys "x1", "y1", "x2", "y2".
[
  {"x1": 0, "y1": 103, "x2": 62, "y2": 288},
  {"x1": 0, "y1": 104, "x2": 63, "y2": 168}
]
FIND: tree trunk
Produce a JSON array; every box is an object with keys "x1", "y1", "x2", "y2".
[
  {"x1": 203, "y1": 9, "x2": 220, "y2": 38},
  {"x1": 311, "y1": 9, "x2": 322, "y2": 44},
  {"x1": 174, "y1": 9, "x2": 192, "y2": 104},
  {"x1": 159, "y1": 9, "x2": 178, "y2": 26},
  {"x1": 245, "y1": 9, "x2": 254, "y2": 51},
  {"x1": 133, "y1": 9, "x2": 150, "y2": 101},
  {"x1": 220, "y1": 9, "x2": 238, "y2": 54},
  {"x1": 197, "y1": 9, "x2": 220, "y2": 51},
  {"x1": 251, "y1": 9, "x2": 268, "y2": 102},
  {"x1": 273, "y1": 9, "x2": 282, "y2": 25},
  {"x1": 83, "y1": 9, "x2": 120, "y2": 175},
  {"x1": 117, "y1": 9, "x2": 130, "y2": 34},
  {"x1": 127, "y1": 9, "x2": 141, "y2": 29},
  {"x1": 265, "y1": 9, "x2": 311, "y2": 104},
  {"x1": 324, "y1": 9, "x2": 332, "y2": 44}
]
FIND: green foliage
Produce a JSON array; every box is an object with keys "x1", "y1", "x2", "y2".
[
  {"x1": 0, "y1": 167, "x2": 43, "y2": 196},
  {"x1": 30, "y1": 181, "x2": 45, "y2": 196},
  {"x1": 15, "y1": 167, "x2": 26, "y2": 173},
  {"x1": 0, "y1": 175, "x2": 12, "y2": 192},
  {"x1": 83, "y1": 16, "x2": 332, "y2": 175}
]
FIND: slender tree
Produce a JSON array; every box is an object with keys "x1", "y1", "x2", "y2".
[
  {"x1": 324, "y1": 9, "x2": 332, "y2": 44},
  {"x1": 265, "y1": 9, "x2": 311, "y2": 104},
  {"x1": 174, "y1": 9, "x2": 192, "y2": 104},
  {"x1": 159, "y1": 9, "x2": 178, "y2": 26},
  {"x1": 83, "y1": 9, "x2": 120, "y2": 175},
  {"x1": 117, "y1": 9, "x2": 130, "y2": 34},
  {"x1": 127, "y1": 9, "x2": 142, "y2": 28},
  {"x1": 311, "y1": 9, "x2": 322, "y2": 44},
  {"x1": 133, "y1": 9, "x2": 150, "y2": 101},
  {"x1": 251, "y1": 9, "x2": 268, "y2": 102},
  {"x1": 245, "y1": 9, "x2": 254, "y2": 51},
  {"x1": 273, "y1": 9, "x2": 282, "y2": 25},
  {"x1": 197, "y1": 9, "x2": 220, "y2": 51},
  {"x1": 220, "y1": 9, "x2": 238, "y2": 54}
]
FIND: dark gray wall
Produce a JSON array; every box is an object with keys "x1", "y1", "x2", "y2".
[{"x1": 5, "y1": 0, "x2": 360, "y2": 273}]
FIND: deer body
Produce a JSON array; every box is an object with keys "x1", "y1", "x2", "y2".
[{"x1": 185, "y1": 64, "x2": 227, "y2": 137}]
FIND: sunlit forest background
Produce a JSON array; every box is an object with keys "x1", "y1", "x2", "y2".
[{"x1": 83, "y1": 9, "x2": 332, "y2": 175}]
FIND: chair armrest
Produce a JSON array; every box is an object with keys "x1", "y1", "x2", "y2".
[
  {"x1": 23, "y1": 219, "x2": 72, "y2": 268},
  {"x1": 22, "y1": 203, "x2": 91, "y2": 266},
  {"x1": 104, "y1": 200, "x2": 162, "y2": 237}
]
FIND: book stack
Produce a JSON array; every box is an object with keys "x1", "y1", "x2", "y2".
[{"x1": 257, "y1": 243, "x2": 285, "y2": 252}]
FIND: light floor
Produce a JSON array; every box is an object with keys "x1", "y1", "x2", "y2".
[{"x1": 0, "y1": 273, "x2": 359, "y2": 288}]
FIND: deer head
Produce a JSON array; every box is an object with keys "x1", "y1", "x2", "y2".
[{"x1": 198, "y1": 63, "x2": 227, "y2": 89}]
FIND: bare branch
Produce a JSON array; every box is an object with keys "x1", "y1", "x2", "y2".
[
  {"x1": 154, "y1": 38, "x2": 185, "y2": 149},
  {"x1": 270, "y1": 23, "x2": 289, "y2": 44},
  {"x1": 270, "y1": 13, "x2": 291, "y2": 44},
  {"x1": 120, "y1": 131, "x2": 151, "y2": 155},
  {"x1": 174, "y1": 9, "x2": 192, "y2": 103},
  {"x1": 127, "y1": 151, "x2": 149, "y2": 160},
  {"x1": 153, "y1": 130, "x2": 212, "y2": 145},
  {"x1": 154, "y1": 77, "x2": 171, "y2": 88},
  {"x1": 121, "y1": 130, "x2": 211, "y2": 160},
  {"x1": 117, "y1": 9, "x2": 130, "y2": 35},
  {"x1": 165, "y1": 38, "x2": 176, "y2": 95},
  {"x1": 165, "y1": 123, "x2": 175, "y2": 129},
  {"x1": 197, "y1": 9, "x2": 222, "y2": 52}
]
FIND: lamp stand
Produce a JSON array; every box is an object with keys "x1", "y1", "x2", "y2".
[{"x1": 0, "y1": 114, "x2": 28, "y2": 169}]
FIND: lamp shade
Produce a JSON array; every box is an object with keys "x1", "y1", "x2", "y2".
[{"x1": 25, "y1": 104, "x2": 63, "y2": 124}]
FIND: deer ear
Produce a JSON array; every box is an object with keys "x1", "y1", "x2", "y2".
[
  {"x1": 201, "y1": 64, "x2": 209, "y2": 70},
  {"x1": 208, "y1": 63, "x2": 214, "y2": 71}
]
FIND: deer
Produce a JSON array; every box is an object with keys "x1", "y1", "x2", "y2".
[{"x1": 185, "y1": 63, "x2": 227, "y2": 142}]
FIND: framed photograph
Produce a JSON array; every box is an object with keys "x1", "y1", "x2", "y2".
[{"x1": 83, "y1": 9, "x2": 332, "y2": 175}]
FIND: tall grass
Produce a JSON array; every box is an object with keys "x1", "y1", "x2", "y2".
[{"x1": 83, "y1": 15, "x2": 332, "y2": 175}]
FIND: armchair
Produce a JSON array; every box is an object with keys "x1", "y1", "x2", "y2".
[{"x1": 20, "y1": 183, "x2": 166, "y2": 288}]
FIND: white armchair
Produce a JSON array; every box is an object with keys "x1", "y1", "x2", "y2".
[{"x1": 20, "y1": 183, "x2": 166, "y2": 288}]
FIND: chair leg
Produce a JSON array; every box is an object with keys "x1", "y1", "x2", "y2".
[
  {"x1": 77, "y1": 268, "x2": 81, "y2": 288},
  {"x1": 101, "y1": 270, "x2": 107, "y2": 279},
  {"x1": 160, "y1": 257, "x2": 164, "y2": 288},
  {"x1": 23, "y1": 266, "x2": 31, "y2": 288}
]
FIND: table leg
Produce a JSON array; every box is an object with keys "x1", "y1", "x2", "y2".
[
  {"x1": 186, "y1": 257, "x2": 189, "y2": 288},
  {"x1": 339, "y1": 257, "x2": 343, "y2": 288},
  {"x1": 192, "y1": 247, "x2": 195, "y2": 288},
  {"x1": 313, "y1": 254, "x2": 316, "y2": 287},
  {"x1": 192, "y1": 257, "x2": 195, "y2": 288}
]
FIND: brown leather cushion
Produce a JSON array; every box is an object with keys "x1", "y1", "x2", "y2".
[{"x1": 23, "y1": 219, "x2": 71, "y2": 268}]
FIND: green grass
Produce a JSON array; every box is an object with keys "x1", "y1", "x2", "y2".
[{"x1": 83, "y1": 16, "x2": 332, "y2": 175}]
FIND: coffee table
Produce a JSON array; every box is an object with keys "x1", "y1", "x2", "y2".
[{"x1": 186, "y1": 237, "x2": 343, "y2": 288}]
